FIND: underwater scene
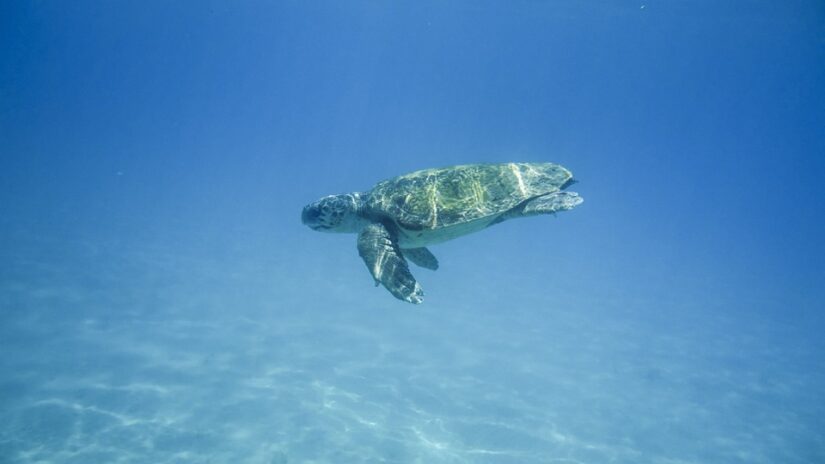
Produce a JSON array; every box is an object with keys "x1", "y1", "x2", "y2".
[{"x1": 1, "y1": 2, "x2": 824, "y2": 463}]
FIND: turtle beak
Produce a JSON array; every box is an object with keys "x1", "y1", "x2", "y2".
[
  {"x1": 302, "y1": 203, "x2": 333, "y2": 231},
  {"x1": 301, "y1": 204, "x2": 320, "y2": 227}
]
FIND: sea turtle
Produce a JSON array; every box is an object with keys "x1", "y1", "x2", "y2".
[{"x1": 301, "y1": 162, "x2": 582, "y2": 304}]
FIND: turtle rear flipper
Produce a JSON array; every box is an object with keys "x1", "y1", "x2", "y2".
[
  {"x1": 402, "y1": 247, "x2": 439, "y2": 271},
  {"x1": 357, "y1": 223, "x2": 424, "y2": 304},
  {"x1": 521, "y1": 192, "x2": 583, "y2": 217}
]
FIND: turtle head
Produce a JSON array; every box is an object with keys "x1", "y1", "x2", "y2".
[{"x1": 301, "y1": 193, "x2": 365, "y2": 233}]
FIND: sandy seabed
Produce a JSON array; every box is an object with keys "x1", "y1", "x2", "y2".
[{"x1": 1, "y1": 237, "x2": 822, "y2": 464}]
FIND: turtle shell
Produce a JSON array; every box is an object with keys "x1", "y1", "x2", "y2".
[{"x1": 366, "y1": 162, "x2": 573, "y2": 232}]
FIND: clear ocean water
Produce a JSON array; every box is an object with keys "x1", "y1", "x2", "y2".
[{"x1": 2, "y1": 2, "x2": 824, "y2": 463}]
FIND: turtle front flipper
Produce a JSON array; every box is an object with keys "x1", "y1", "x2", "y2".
[
  {"x1": 357, "y1": 223, "x2": 424, "y2": 304},
  {"x1": 401, "y1": 247, "x2": 439, "y2": 271}
]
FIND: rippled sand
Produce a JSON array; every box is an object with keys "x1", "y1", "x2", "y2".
[{"x1": 1, "y1": 238, "x2": 822, "y2": 463}]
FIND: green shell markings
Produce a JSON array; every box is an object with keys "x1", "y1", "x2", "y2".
[{"x1": 301, "y1": 162, "x2": 583, "y2": 304}]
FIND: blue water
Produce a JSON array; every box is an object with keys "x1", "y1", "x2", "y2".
[{"x1": 2, "y1": 1, "x2": 824, "y2": 463}]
